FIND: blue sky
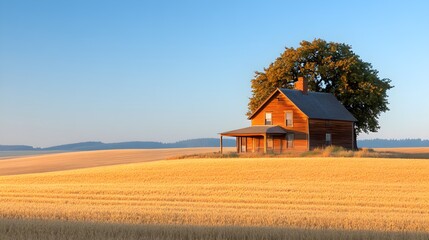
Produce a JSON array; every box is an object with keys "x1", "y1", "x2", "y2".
[{"x1": 1, "y1": 0, "x2": 428, "y2": 147}]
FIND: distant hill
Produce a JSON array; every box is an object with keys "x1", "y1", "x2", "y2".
[
  {"x1": 357, "y1": 139, "x2": 429, "y2": 148},
  {"x1": 0, "y1": 138, "x2": 236, "y2": 151},
  {"x1": 0, "y1": 145, "x2": 39, "y2": 151},
  {"x1": 3, "y1": 138, "x2": 427, "y2": 151}
]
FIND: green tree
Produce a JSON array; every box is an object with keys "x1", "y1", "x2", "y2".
[{"x1": 248, "y1": 39, "x2": 393, "y2": 149}]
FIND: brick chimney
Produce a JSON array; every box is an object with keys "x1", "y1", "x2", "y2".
[{"x1": 295, "y1": 76, "x2": 308, "y2": 95}]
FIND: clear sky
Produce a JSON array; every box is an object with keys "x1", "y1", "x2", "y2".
[{"x1": 1, "y1": 0, "x2": 428, "y2": 147}]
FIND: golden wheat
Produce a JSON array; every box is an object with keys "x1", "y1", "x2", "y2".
[{"x1": 0, "y1": 156, "x2": 428, "y2": 232}]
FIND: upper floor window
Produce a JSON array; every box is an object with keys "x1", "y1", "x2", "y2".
[
  {"x1": 285, "y1": 111, "x2": 293, "y2": 127},
  {"x1": 326, "y1": 133, "x2": 332, "y2": 146},
  {"x1": 265, "y1": 112, "x2": 272, "y2": 125}
]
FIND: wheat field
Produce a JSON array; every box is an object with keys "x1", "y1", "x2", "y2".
[{"x1": 1, "y1": 153, "x2": 428, "y2": 237}]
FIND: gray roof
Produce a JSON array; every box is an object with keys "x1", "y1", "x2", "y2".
[
  {"x1": 278, "y1": 89, "x2": 357, "y2": 122},
  {"x1": 221, "y1": 125, "x2": 287, "y2": 136}
]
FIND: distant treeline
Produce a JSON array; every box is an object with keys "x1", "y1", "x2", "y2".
[
  {"x1": 357, "y1": 138, "x2": 429, "y2": 148},
  {"x1": 0, "y1": 145, "x2": 35, "y2": 151},
  {"x1": 2, "y1": 138, "x2": 428, "y2": 151},
  {"x1": 0, "y1": 138, "x2": 236, "y2": 151}
]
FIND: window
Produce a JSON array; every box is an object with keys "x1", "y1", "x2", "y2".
[
  {"x1": 287, "y1": 133, "x2": 294, "y2": 148},
  {"x1": 285, "y1": 111, "x2": 293, "y2": 127},
  {"x1": 267, "y1": 136, "x2": 273, "y2": 149},
  {"x1": 265, "y1": 112, "x2": 272, "y2": 125},
  {"x1": 326, "y1": 133, "x2": 332, "y2": 146}
]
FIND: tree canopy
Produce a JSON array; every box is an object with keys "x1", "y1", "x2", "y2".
[{"x1": 248, "y1": 39, "x2": 393, "y2": 147}]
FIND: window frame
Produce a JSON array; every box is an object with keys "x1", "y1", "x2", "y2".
[
  {"x1": 265, "y1": 112, "x2": 272, "y2": 125},
  {"x1": 285, "y1": 111, "x2": 293, "y2": 127},
  {"x1": 325, "y1": 133, "x2": 332, "y2": 146}
]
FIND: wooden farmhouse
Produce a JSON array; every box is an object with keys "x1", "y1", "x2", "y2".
[{"x1": 220, "y1": 77, "x2": 357, "y2": 153}]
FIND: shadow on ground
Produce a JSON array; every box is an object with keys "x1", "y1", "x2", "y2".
[{"x1": 1, "y1": 218, "x2": 428, "y2": 240}]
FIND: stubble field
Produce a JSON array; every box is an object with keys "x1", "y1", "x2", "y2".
[
  {"x1": 0, "y1": 149, "x2": 428, "y2": 239},
  {"x1": 0, "y1": 147, "x2": 232, "y2": 175}
]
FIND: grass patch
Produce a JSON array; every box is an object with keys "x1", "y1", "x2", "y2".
[
  {"x1": 312, "y1": 146, "x2": 380, "y2": 158},
  {"x1": 169, "y1": 152, "x2": 240, "y2": 159},
  {"x1": 169, "y1": 146, "x2": 426, "y2": 159}
]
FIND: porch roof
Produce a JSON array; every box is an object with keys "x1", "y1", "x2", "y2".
[{"x1": 220, "y1": 125, "x2": 287, "y2": 137}]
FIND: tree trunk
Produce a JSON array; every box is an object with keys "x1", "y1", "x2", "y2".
[{"x1": 353, "y1": 127, "x2": 358, "y2": 150}]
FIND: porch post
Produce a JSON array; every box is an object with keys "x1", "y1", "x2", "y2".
[
  {"x1": 263, "y1": 134, "x2": 267, "y2": 154},
  {"x1": 220, "y1": 135, "x2": 223, "y2": 154}
]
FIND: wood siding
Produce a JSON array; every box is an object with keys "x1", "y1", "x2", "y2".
[
  {"x1": 309, "y1": 119, "x2": 354, "y2": 149},
  {"x1": 251, "y1": 92, "x2": 308, "y2": 151}
]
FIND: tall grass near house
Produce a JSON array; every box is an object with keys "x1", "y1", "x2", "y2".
[{"x1": 173, "y1": 146, "x2": 385, "y2": 159}]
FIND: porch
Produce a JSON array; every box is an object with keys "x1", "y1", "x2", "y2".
[{"x1": 220, "y1": 126, "x2": 291, "y2": 154}]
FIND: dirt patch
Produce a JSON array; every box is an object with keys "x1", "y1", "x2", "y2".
[{"x1": 0, "y1": 147, "x2": 234, "y2": 176}]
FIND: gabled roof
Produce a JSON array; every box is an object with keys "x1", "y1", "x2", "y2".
[
  {"x1": 248, "y1": 88, "x2": 357, "y2": 122},
  {"x1": 221, "y1": 125, "x2": 287, "y2": 136}
]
